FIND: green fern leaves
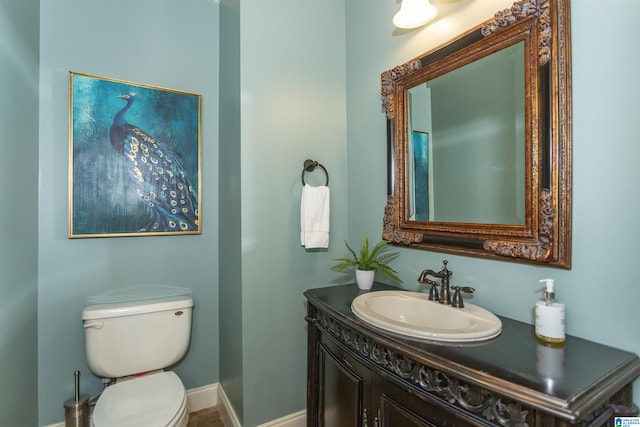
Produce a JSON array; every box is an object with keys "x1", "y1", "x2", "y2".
[{"x1": 331, "y1": 235, "x2": 402, "y2": 283}]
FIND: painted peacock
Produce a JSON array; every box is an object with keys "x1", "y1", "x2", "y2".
[{"x1": 110, "y1": 94, "x2": 199, "y2": 232}]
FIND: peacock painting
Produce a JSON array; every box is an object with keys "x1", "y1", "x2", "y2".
[{"x1": 69, "y1": 72, "x2": 201, "y2": 237}]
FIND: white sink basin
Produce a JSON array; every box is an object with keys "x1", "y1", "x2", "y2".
[{"x1": 351, "y1": 290, "x2": 502, "y2": 342}]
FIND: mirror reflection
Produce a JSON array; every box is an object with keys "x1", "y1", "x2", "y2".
[{"x1": 407, "y1": 42, "x2": 525, "y2": 224}]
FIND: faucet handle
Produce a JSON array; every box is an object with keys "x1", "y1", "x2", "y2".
[
  {"x1": 427, "y1": 283, "x2": 439, "y2": 301},
  {"x1": 450, "y1": 286, "x2": 475, "y2": 308}
]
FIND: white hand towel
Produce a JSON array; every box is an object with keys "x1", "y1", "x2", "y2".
[{"x1": 300, "y1": 184, "x2": 330, "y2": 249}]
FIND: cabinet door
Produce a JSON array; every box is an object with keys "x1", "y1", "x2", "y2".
[
  {"x1": 318, "y1": 341, "x2": 367, "y2": 427},
  {"x1": 373, "y1": 372, "x2": 486, "y2": 427},
  {"x1": 377, "y1": 394, "x2": 438, "y2": 427}
]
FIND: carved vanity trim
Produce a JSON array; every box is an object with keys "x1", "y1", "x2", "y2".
[{"x1": 315, "y1": 309, "x2": 531, "y2": 426}]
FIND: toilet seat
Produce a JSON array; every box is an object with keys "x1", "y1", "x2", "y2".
[{"x1": 92, "y1": 371, "x2": 189, "y2": 427}]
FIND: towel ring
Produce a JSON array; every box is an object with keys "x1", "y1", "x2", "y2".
[{"x1": 301, "y1": 159, "x2": 329, "y2": 186}]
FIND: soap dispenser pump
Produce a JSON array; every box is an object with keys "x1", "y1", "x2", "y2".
[{"x1": 535, "y1": 278, "x2": 566, "y2": 344}]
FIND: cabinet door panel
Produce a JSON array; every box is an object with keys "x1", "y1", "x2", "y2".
[
  {"x1": 378, "y1": 394, "x2": 438, "y2": 427},
  {"x1": 319, "y1": 342, "x2": 364, "y2": 427},
  {"x1": 375, "y1": 374, "x2": 485, "y2": 427}
]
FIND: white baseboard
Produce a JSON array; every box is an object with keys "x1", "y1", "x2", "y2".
[
  {"x1": 42, "y1": 382, "x2": 305, "y2": 427},
  {"x1": 42, "y1": 419, "x2": 66, "y2": 426},
  {"x1": 217, "y1": 384, "x2": 243, "y2": 427},
  {"x1": 256, "y1": 410, "x2": 306, "y2": 427},
  {"x1": 187, "y1": 382, "x2": 219, "y2": 412},
  {"x1": 216, "y1": 385, "x2": 306, "y2": 427}
]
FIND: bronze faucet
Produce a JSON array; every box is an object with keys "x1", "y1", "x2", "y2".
[
  {"x1": 418, "y1": 260, "x2": 453, "y2": 305},
  {"x1": 418, "y1": 260, "x2": 475, "y2": 307}
]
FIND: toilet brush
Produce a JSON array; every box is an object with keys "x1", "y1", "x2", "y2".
[{"x1": 64, "y1": 371, "x2": 90, "y2": 427}]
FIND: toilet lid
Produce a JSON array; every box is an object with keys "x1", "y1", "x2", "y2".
[{"x1": 92, "y1": 371, "x2": 187, "y2": 427}]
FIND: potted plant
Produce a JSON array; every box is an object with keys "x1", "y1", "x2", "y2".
[{"x1": 331, "y1": 235, "x2": 402, "y2": 290}]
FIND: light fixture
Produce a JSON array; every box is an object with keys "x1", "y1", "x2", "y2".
[{"x1": 393, "y1": 0, "x2": 438, "y2": 29}]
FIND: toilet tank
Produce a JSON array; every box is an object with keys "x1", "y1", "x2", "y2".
[{"x1": 82, "y1": 296, "x2": 193, "y2": 378}]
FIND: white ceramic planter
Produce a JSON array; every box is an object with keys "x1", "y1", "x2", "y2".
[{"x1": 355, "y1": 270, "x2": 375, "y2": 290}]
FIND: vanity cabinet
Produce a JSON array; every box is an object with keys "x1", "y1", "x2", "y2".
[
  {"x1": 305, "y1": 284, "x2": 640, "y2": 427},
  {"x1": 317, "y1": 334, "x2": 478, "y2": 426}
]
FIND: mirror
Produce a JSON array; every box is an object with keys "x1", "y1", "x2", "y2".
[
  {"x1": 382, "y1": 0, "x2": 572, "y2": 268},
  {"x1": 407, "y1": 41, "x2": 526, "y2": 224}
]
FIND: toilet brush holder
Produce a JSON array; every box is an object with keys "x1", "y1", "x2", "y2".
[{"x1": 64, "y1": 371, "x2": 90, "y2": 427}]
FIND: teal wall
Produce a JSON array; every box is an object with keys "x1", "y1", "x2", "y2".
[
  {"x1": 236, "y1": 1, "x2": 347, "y2": 425},
  {"x1": 219, "y1": 0, "x2": 244, "y2": 422},
  {"x1": 346, "y1": 0, "x2": 640, "y2": 407},
  {"x1": 37, "y1": 0, "x2": 220, "y2": 424},
  {"x1": 219, "y1": 1, "x2": 349, "y2": 422},
  {"x1": 0, "y1": 0, "x2": 39, "y2": 425}
]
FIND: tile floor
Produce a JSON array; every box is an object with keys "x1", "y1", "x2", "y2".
[{"x1": 187, "y1": 406, "x2": 225, "y2": 427}]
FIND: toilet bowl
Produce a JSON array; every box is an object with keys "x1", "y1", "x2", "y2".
[
  {"x1": 91, "y1": 371, "x2": 188, "y2": 427},
  {"x1": 82, "y1": 296, "x2": 194, "y2": 427}
]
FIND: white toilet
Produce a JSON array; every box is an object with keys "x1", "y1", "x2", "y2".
[{"x1": 82, "y1": 296, "x2": 194, "y2": 427}]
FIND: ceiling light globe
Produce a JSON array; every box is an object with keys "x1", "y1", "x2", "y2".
[{"x1": 393, "y1": 0, "x2": 438, "y2": 29}]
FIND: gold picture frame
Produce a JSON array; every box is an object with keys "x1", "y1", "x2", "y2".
[{"x1": 69, "y1": 71, "x2": 202, "y2": 238}]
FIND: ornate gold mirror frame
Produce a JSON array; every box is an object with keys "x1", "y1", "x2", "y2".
[{"x1": 382, "y1": 0, "x2": 572, "y2": 268}]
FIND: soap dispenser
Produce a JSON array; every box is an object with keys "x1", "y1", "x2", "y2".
[{"x1": 535, "y1": 278, "x2": 566, "y2": 344}]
